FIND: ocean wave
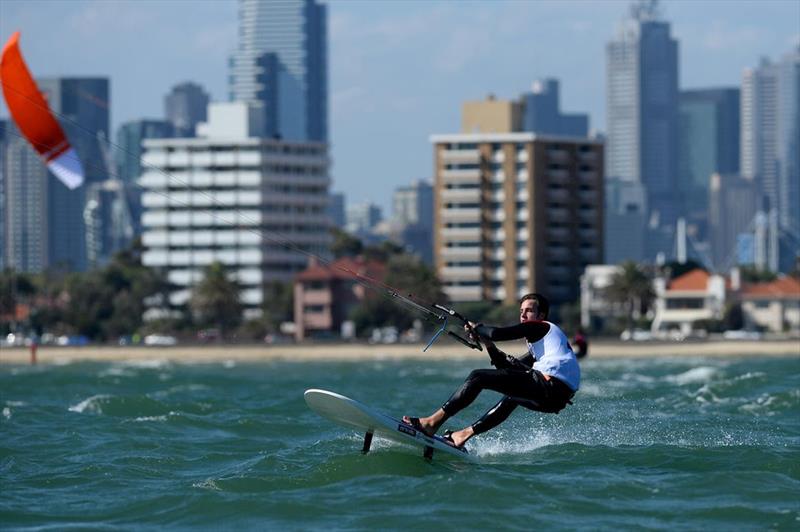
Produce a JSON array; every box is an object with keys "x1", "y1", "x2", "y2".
[
  {"x1": 68, "y1": 394, "x2": 113, "y2": 414},
  {"x1": 119, "y1": 359, "x2": 170, "y2": 369},
  {"x1": 68, "y1": 394, "x2": 175, "y2": 417},
  {"x1": 667, "y1": 366, "x2": 719, "y2": 385}
]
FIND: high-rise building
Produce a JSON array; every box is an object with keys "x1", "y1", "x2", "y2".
[
  {"x1": 229, "y1": 0, "x2": 327, "y2": 142},
  {"x1": 326, "y1": 192, "x2": 345, "y2": 229},
  {"x1": 431, "y1": 133, "x2": 604, "y2": 306},
  {"x1": 345, "y1": 202, "x2": 382, "y2": 236},
  {"x1": 393, "y1": 180, "x2": 434, "y2": 264},
  {"x1": 741, "y1": 47, "x2": 800, "y2": 270},
  {"x1": 229, "y1": 51, "x2": 281, "y2": 139},
  {"x1": 0, "y1": 119, "x2": 7, "y2": 270},
  {"x1": 84, "y1": 179, "x2": 140, "y2": 268},
  {"x1": 462, "y1": 80, "x2": 589, "y2": 138},
  {"x1": 461, "y1": 95, "x2": 522, "y2": 134},
  {"x1": 521, "y1": 79, "x2": 589, "y2": 137},
  {"x1": 3, "y1": 78, "x2": 109, "y2": 273},
  {"x1": 140, "y1": 102, "x2": 330, "y2": 315},
  {"x1": 606, "y1": 1, "x2": 679, "y2": 230},
  {"x1": 604, "y1": 178, "x2": 647, "y2": 264},
  {"x1": 708, "y1": 173, "x2": 758, "y2": 271},
  {"x1": 164, "y1": 82, "x2": 209, "y2": 137},
  {"x1": 116, "y1": 119, "x2": 175, "y2": 183},
  {"x1": 678, "y1": 88, "x2": 740, "y2": 234}
]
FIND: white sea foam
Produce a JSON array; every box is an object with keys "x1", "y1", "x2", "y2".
[
  {"x1": 68, "y1": 394, "x2": 111, "y2": 414},
  {"x1": 2, "y1": 407, "x2": 10, "y2": 419},
  {"x1": 120, "y1": 359, "x2": 170, "y2": 369},
  {"x1": 472, "y1": 431, "x2": 555, "y2": 457},
  {"x1": 667, "y1": 366, "x2": 718, "y2": 385},
  {"x1": 98, "y1": 366, "x2": 135, "y2": 378},
  {"x1": 5, "y1": 400, "x2": 26, "y2": 407},
  {"x1": 222, "y1": 360, "x2": 236, "y2": 368},
  {"x1": 133, "y1": 414, "x2": 169, "y2": 422}
]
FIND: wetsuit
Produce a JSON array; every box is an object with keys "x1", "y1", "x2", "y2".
[{"x1": 440, "y1": 321, "x2": 580, "y2": 435}]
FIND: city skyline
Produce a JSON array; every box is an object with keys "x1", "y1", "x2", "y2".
[{"x1": 0, "y1": 0, "x2": 798, "y2": 213}]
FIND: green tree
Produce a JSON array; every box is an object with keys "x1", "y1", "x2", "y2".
[
  {"x1": 662, "y1": 259, "x2": 705, "y2": 280},
  {"x1": 556, "y1": 301, "x2": 582, "y2": 335},
  {"x1": 0, "y1": 270, "x2": 36, "y2": 331},
  {"x1": 363, "y1": 240, "x2": 405, "y2": 262},
  {"x1": 189, "y1": 262, "x2": 243, "y2": 338},
  {"x1": 739, "y1": 265, "x2": 778, "y2": 283},
  {"x1": 331, "y1": 228, "x2": 363, "y2": 258},
  {"x1": 723, "y1": 302, "x2": 744, "y2": 330},
  {"x1": 61, "y1": 271, "x2": 115, "y2": 339},
  {"x1": 100, "y1": 241, "x2": 169, "y2": 339},
  {"x1": 262, "y1": 280, "x2": 294, "y2": 332},
  {"x1": 607, "y1": 261, "x2": 655, "y2": 333},
  {"x1": 453, "y1": 301, "x2": 495, "y2": 323},
  {"x1": 349, "y1": 253, "x2": 446, "y2": 336}
]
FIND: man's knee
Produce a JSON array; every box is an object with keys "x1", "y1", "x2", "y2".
[{"x1": 466, "y1": 368, "x2": 491, "y2": 384}]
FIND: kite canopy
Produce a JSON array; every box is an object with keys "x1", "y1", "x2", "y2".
[{"x1": 0, "y1": 31, "x2": 84, "y2": 189}]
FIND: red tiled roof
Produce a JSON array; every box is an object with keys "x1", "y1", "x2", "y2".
[
  {"x1": 295, "y1": 256, "x2": 386, "y2": 282},
  {"x1": 741, "y1": 276, "x2": 800, "y2": 300},
  {"x1": 667, "y1": 269, "x2": 709, "y2": 291}
]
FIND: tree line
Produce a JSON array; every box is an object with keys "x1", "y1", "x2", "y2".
[{"x1": 2, "y1": 232, "x2": 768, "y2": 344}]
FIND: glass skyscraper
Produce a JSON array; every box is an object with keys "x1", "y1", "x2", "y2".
[
  {"x1": 3, "y1": 78, "x2": 110, "y2": 272},
  {"x1": 606, "y1": 2, "x2": 679, "y2": 234},
  {"x1": 229, "y1": 0, "x2": 327, "y2": 142},
  {"x1": 678, "y1": 88, "x2": 740, "y2": 235},
  {"x1": 164, "y1": 82, "x2": 209, "y2": 138},
  {"x1": 116, "y1": 119, "x2": 175, "y2": 183},
  {"x1": 521, "y1": 79, "x2": 589, "y2": 137},
  {"x1": 741, "y1": 47, "x2": 800, "y2": 266}
]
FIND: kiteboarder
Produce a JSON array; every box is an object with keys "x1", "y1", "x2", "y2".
[{"x1": 403, "y1": 293, "x2": 579, "y2": 448}]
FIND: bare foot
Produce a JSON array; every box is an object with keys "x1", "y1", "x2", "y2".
[
  {"x1": 401, "y1": 415, "x2": 436, "y2": 436},
  {"x1": 446, "y1": 427, "x2": 474, "y2": 448}
]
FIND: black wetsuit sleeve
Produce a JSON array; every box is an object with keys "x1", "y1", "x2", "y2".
[
  {"x1": 474, "y1": 321, "x2": 550, "y2": 343},
  {"x1": 485, "y1": 340, "x2": 535, "y2": 371},
  {"x1": 517, "y1": 351, "x2": 535, "y2": 367}
]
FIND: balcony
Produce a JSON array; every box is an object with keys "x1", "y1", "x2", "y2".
[
  {"x1": 441, "y1": 188, "x2": 481, "y2": 203},
  {"x1": 441, "y1": 149, "x2": 480, "y2": 163},
  {"x1": 444, "y1": 285, "x2": 483, "y2": 303},
  {"x1": 440, "y1": 247, "x2": 481, "y2": 261},
  {"x1": 441, "y1": 208, "x2": 481, "y2": 223},
  {"x1": 441, "y1": 168, "x2": 481, "y2": 182},
  {"x1": 441, "y1": 266, "x2": 482, "y2": 281}
]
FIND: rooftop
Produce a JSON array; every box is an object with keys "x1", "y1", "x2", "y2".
[{"x1": 741, "y1": 276, "x2": 800, "y2": 300}]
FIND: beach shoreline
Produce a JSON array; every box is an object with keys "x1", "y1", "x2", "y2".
[{"x1": 1, "y1": 339, "x2": 798, "y2": 365}]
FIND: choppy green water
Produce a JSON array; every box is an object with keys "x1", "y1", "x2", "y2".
[{"x1": 1, "y1": 354, "x2": 799, "y2": 530}]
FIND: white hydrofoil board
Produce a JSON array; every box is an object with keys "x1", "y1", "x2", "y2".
[{"x1": 304, "y1": 389, "x2": 474, "y2": 461}]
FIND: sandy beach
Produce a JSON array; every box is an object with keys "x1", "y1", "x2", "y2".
[{"x1": 1, "y1": 339, "x2": 798, "y2": 364}]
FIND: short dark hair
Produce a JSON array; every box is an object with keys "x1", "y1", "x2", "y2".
[{"x1": 519, "y1": 293, "x2": 549, "y2": 319}]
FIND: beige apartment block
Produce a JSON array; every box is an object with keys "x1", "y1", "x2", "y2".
[
  {"x1": 461, "y1": 95, "x2": 523, "y2": 134},
  {"x1": 431, "y1": 133, "x2": 604, "y2": 306}
]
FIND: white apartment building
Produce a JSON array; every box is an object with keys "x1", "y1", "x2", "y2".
[
  {"x1": 140, "y1": 102, "x2": 330, "y2": 315},
  {"x1": 431, "y1": 132, "x2": 604, "y2": 306}
]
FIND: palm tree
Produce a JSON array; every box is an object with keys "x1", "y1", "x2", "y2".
[
  {"x1": 606, "y1": 261, "x2": 655, "y2": 333},
  {"x1": 190, "y1": 262, "x2": 242, "y2": 339}
]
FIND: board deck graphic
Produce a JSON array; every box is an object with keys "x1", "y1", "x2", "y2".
[{"x1": 304, "y1": 389, "x2": 474, "y2": 461}]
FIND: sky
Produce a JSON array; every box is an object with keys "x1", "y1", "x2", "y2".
[{"x1": 1, "y1": 0, "x2": 798, "y2": 214}]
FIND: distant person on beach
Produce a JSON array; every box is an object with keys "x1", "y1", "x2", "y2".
[
  {"x1": 403, "y1": 293, "x2": 579, "y2": 448},
  {"x1": 573, "y1": 329, "x2": 588, "y2": 359}
]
